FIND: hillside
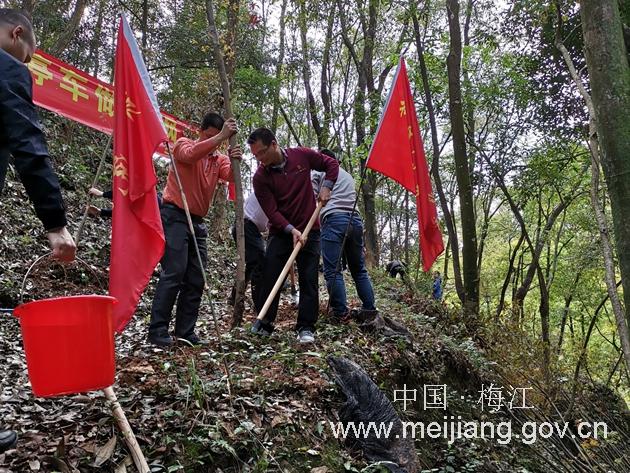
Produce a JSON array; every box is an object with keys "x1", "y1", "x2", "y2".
[{"x1": 1, "y1": 169, "x2": 629, "y2": 472}]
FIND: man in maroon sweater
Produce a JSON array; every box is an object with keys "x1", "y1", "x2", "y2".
[{"x1": 248, "y1": 127, "x2": 339, "y2": 343}]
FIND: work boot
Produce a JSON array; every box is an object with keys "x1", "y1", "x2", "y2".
[
  {"x1": 351, "y1": 308, "x2": 379, "y2": 324},
  {"x1": 0, "y1": 429, "x2": 17, "y2": 453},
  {"x1": 147, "y1": 332, "x2": 174, "y2": 347},
  {"x1": 176, "y1": 333, "x2": 208, "y2": 347}
]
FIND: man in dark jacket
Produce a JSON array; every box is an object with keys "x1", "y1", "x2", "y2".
[
  {"x1": 0, "y1": 9, "x2": 76, "y2": 452},
  {"x1": 248, "y1": 127, "x2": 338, "y2": 344}
]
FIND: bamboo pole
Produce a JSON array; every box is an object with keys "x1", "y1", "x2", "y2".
[
  {"x1": 257, "y1": 202, "x2": 323, "y2": 321},
  {"x1": 74, "y1": 135, "x2": 113, "y2": 246},
  {"x1": 104, "y1": 386, "x2": 150, "y2": 472},
  {"x1": 72, "y1": 136, "x2": 150, "y2": 471}
]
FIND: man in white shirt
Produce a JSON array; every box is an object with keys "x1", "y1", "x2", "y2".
[{"x1": 312, "y1": 149, "x2": 377, "y2": 321}]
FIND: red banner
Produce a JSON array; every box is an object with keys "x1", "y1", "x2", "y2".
[{"x1": 27, "y1": 49, "x2": 195, "y2": 144}]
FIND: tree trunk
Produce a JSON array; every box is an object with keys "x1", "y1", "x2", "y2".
[
  {"x1": 446, "y1": 0, "x2": 479, "y2": 321},
  {"x1": 50, "y1": 0, "x2": 87, "y2": 56},
  {"x1": 412, "y1": 7, "x2": 465, "y2": 302},
  {"x1": 581, "y1": 0, "x2": 630, "y2": 329},
  {"x1": 462, "y1": 0, "x2": 475, "y2": 175},
  {"x1": 512, "y1": 200, "x2": 569, "y2": 313},
  {"x1": 206, "y1": 0, "x2": 247, "y2": 327},
  {"x1": 208, "y1": 184, "x2": 228, "y2": 241},
  {"x1": 86, "y1": 0, "x2": 105, "y2": 76},
  {"x1": 270, "y1": 0, "x2": 288, "y2": 134},
  {"x1": 404, "y1": 191, "x2": 410, "y2": 267},
  {"x1": 557, "y1": 3, "x2": 630, "y2": 377},
  {"x1": 477, "y1": 190, "x2": 499, "y2": 276},
  {"x1": 557, "y1": 272, "x2": 581, "y2": 353},
  {"x1": 362, "y1": 0, "x2": 380, "y2": 268},
  {"x1": 496, "y1": 231, "x2": 524, "y2": 321},
  {"x1": 389, "y1": 194, "x2": 395, "y2": 261},
  {"x1": 337, "y1": 0, "x2": 379, "y2": 266},
  {"x1": 297, "y1": 0, "x2": 323, "y2": 147},
  {"x1": 443, "y1": 236, "x2": 450, "y2": 285},
  {"x1": 587, "y1": 129, "x2": 630, "y2": 383},
  {"x1": 536, "y1": 265, "x2": 551, "y2": 378},
  {"x1": 224, "y1": 0, "x2": 240, "y2": 83},
  {"x1": 320, "y1": 2, "x2": 335, "y2": 146},
  {"x1": 361, "y1": 171, "x2": 379, "y2": 266},
  {"x1": 141, "y1": 0, "x2": 148, "y2": 50}
]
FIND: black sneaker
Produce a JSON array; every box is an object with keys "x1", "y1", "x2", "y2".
[
  {"x1": 148, "y1": 333, "x2": 174, "y2": 347},
  {"x1": 0, "y1": 429, "x2": 17, "y2": 453},
  {"x1": 251, "y1": 319, "x2": 273, "y2": 336},
  {"x1": 176, "y1": 334, "x2": 208, "y2": 347}
]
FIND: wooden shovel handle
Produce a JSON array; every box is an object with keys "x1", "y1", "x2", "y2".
[{"x1": 256, "y1": 201, "x2": 323, "y2": 321}]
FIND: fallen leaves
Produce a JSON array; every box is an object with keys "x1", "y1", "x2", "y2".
[{"x1": 93, "y1": 436, "x2": 116, "y2": 467}]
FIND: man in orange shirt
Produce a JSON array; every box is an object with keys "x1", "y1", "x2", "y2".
[{"x1": 148, "y1": 112, "x2": 240, "y2": 347}]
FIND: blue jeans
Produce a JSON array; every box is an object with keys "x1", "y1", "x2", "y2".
[{"x1": 321, "y1": 212, "x2": 375, "y2": 314}]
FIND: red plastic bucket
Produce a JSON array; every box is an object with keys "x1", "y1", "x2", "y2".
[{"x1": 13, "y1": 295, "x2": 117, "y2": 397}]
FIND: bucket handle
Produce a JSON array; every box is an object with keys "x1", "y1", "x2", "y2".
[{"x1": 20, "y1": 252, "x2": 106, "y2": 304}]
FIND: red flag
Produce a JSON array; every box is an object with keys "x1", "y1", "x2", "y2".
[
  {"x1": 110, "y1": 16, "x2": 166, "y2": 332},
  {"x1": 367, "y1": 58, "x2": 444, "y2": 271}
]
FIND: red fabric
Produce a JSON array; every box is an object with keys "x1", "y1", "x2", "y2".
[
  {"x1": 366, "y1": 58, "x2": 444, "y2": 271},
  {"x1": 228, "y1": 182, "x2": 236, "y2": 201},
  {"x1": 109, "y1": 17, "x2": 166, "y2": 332},
  {"x1": 27, "y1": 49, "x2": 196, "y2": 146}
]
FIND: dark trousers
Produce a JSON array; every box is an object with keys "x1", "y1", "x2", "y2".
[
  {"x1": 255, "y1": 230, "x2": 320, "y2": 332},
  {"x1": 149, "y1": 205, "x2": 207, "y2": 339},
  {"x1": 230, "y1": 219, "x2": 265, "y2": 305}
]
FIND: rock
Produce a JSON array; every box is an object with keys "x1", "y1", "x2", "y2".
[{"x1": 327, "y1": 356, "x2": 419, "y2": 473}]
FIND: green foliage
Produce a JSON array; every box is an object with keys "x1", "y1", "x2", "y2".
[
  {"x1": 5, "y1": 0, "x2": 629, "y2": 468},
  {"x1": 505, "y1": 0, "x2": 588, "y2": 139}
]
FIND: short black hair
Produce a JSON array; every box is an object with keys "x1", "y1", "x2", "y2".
[
  {"x1": 200, "y1": 112, "x2": 224, "y2": 131},
  {"x1": 247, "y1": 127, "x2": 276, "y2": 146},
  {"x1": 0, "y1": 9, "x2": 34, "y2": 45},
  {"x1": 319, "y1": 148, "x2": 339, "y2": 161}
]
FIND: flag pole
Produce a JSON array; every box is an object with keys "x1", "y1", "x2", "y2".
[
  {"x1": 325, "y1": 59, "x2": 404, "y2": 296},
  {"x1": 74, "y1": 134, "x2": 113, "y2": 246},
  {"x1": 164, "y1": 142, "x2": 233, "y2": 397}
]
